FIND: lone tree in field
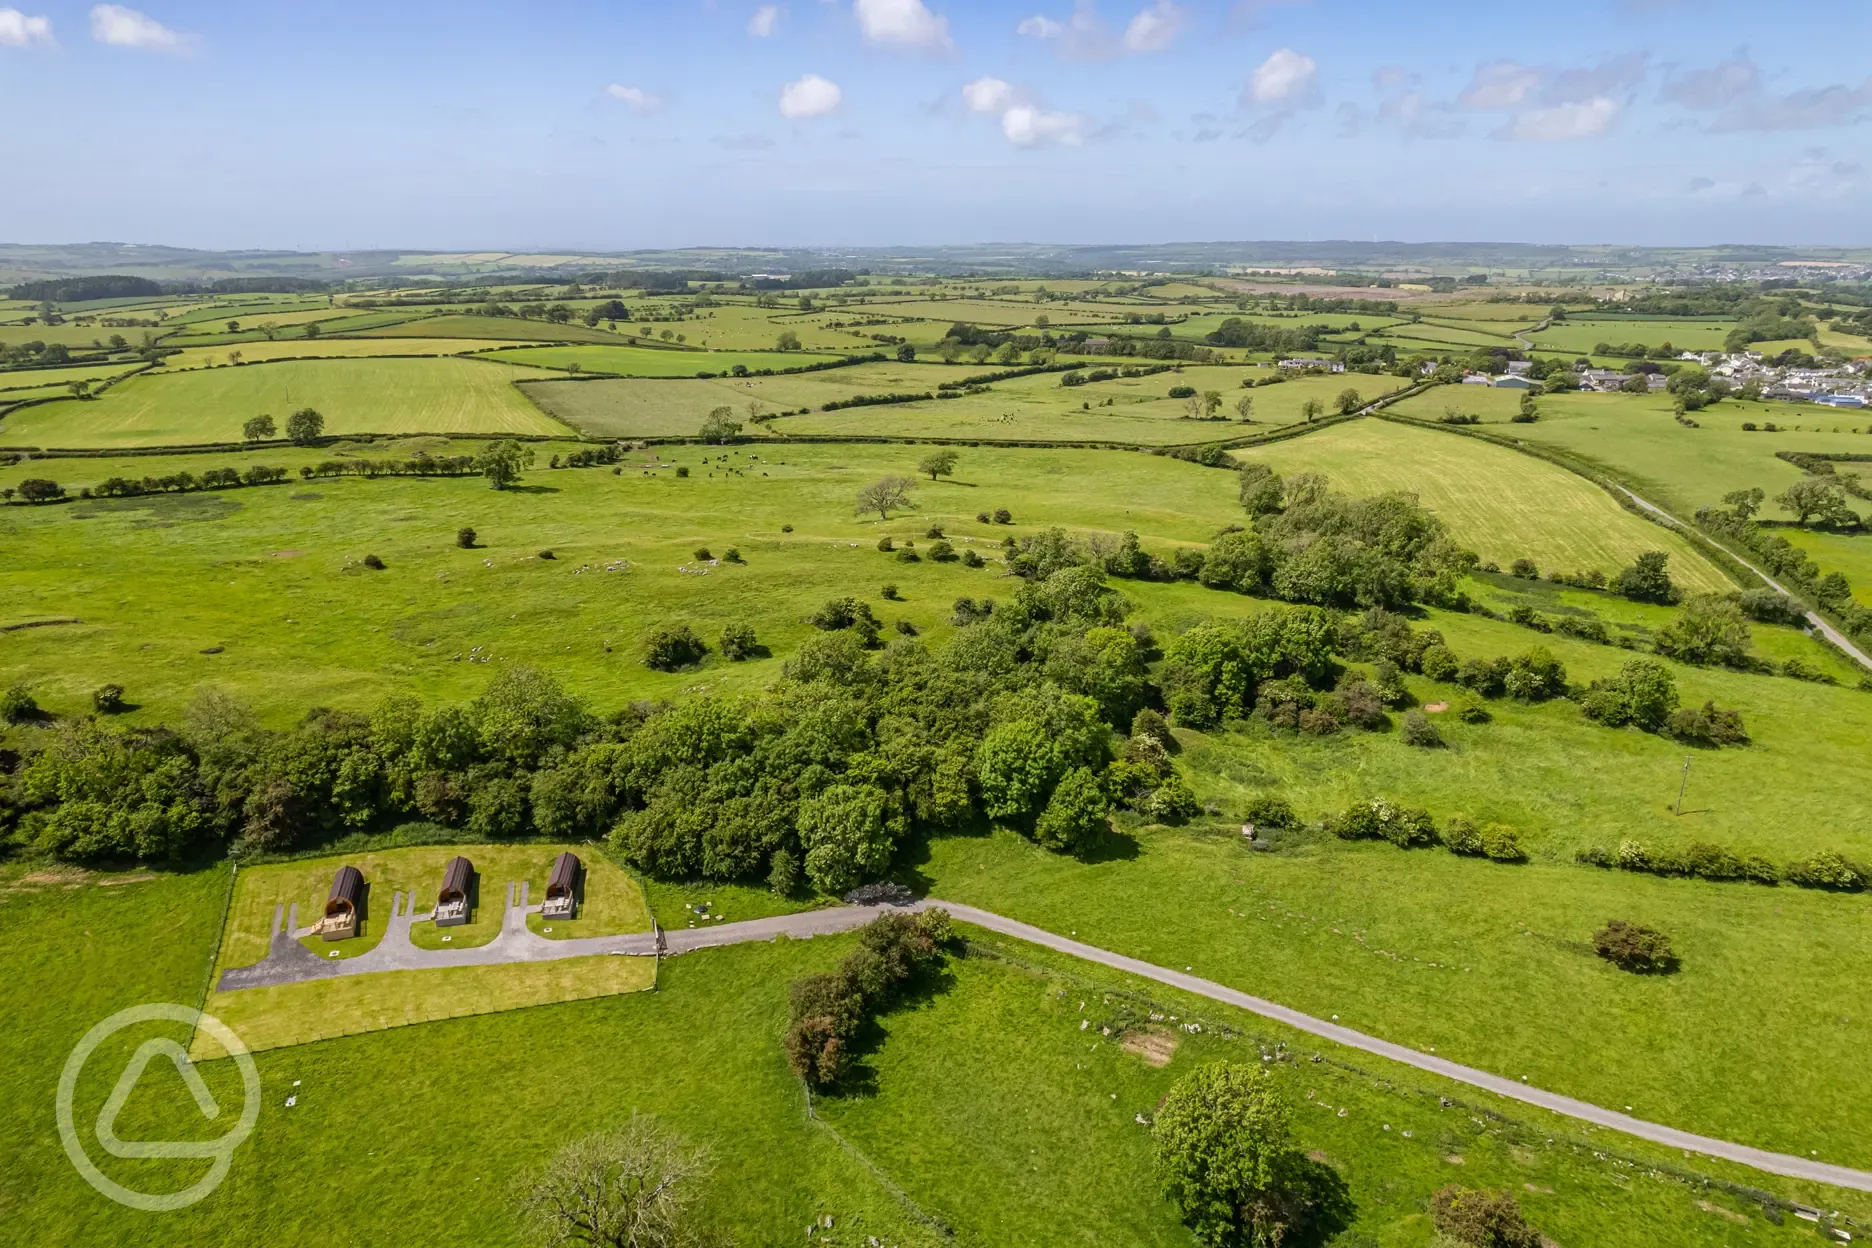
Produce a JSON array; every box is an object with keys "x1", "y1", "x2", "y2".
[
  {"x1": 1431, "y1": 1185, "x2": 1543, "y2": 1248},
  {"x1": 1335, "y1": 387, "x2": 1363, "y2": 415},
  {"x1": 513, "y1": 1115, "x2": 716, "y2": 1248},
  {"x1": 855, "y1": 476, "x2": 916, "y2": 522},
  {"x1": 1234, "y1": 395, "x2": 1254, "y2": 423},
  {"x1": 285, "y1": 407, "x2": 324, "y2": 446},
  {"x1": 242, "y1": 414, "x2": 276, "y2": 443},
  {"x1": 775, "y1": 330, "x2": 801, "y2": 351},
  {"x1": 917, "y1": 449, "x2": 959, "y2": 482},
  {"x1": 1594, "y1": 920, "x2": 1678, "y2": 973},
  {"x1": 481, "y1": 440, "x2": 536, "y2": 491},
  {"x1": 67, "y1": 380, "x2": 92, "y2": 400},
  {"x1": 1154, "y1": 1062, "x2": 1314, "y2": 1247},
  {"x1": 698, "y1": 407, "x2": 742, "y2": 445},
  {"x1": 1300, "y1": 398, "x2": 1324, "y2": 423}
]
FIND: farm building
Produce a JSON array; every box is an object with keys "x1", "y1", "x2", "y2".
[
  {"x1": 435, "y1": 856, "x2": 473, "y2": 927},
  {"x1": 543, "y1": 852, "x2": 580, "y2": 919},
  {"x1": 319, "y1": 865, "x2": 363, "y2": 941}
]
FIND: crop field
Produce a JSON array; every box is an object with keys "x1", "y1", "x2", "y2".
[
  {"x1": 160, "y1": 338, "x2": 521, "y2": 370},
  {"x1": 165, "y1": 306, "x2": 349, "y2": 336},
  {"x1": 1241, "y1": 418, "x2": 1733, "y2": 588},
  {"x1": 1375, "y1": 321, "x2": 1527, "y2": 350},
  {"x1": 0, "y1": 357, "x2": 569, "y2": 447},
  {"x1": 481, "y1": 343, "x2": 847, "y2": 377},
  {"x1": 352, "y1": 314, "x2": 635, "y2": 344}
]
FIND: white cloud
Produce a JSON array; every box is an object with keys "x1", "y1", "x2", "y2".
[
  {"x1": 1248, "y1": 47, "x2": 1317, "y2": 104},
  {"x1": 1002, "y1": 104, "x2": 1085, "y2": 146},
  {"x1": 1015, "y1": 13, "x2": 1062, "y2": 37},
  {"x1": 1120, "y1": 0, "x2": 1184, "y2": 53},
  {"x1": 606, "y1": 84, "x2": 663, "y2": 112},
  {"x1": 1507, "y1": 96, "x2": 1619, "y2": 141},
  {"x1": 748, "y1": 4, "x2": 783, "y2": 36},
  {"x1": 0, "y1": 8, "x2": 53, "y2": 46},
  {"x1": 962, "y1": 76, "x2": 1020, "y2": 114},
  {"x1": 1459, "y1": 60, "x2": 1540, "y2": 109},
  {"x1": 89, "y1": 4, "x2": 181, "y2": 50},
  {"x1": 853, "y1": 0, "x2": 952, "y2": 50},
  {"x1": 779, "y1": 72, "x2": 842, "y2": 118}
]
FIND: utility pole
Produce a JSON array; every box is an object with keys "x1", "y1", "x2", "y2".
[{"x1": 1674, "y1": 757, "x2": 1692, "y2": 816}]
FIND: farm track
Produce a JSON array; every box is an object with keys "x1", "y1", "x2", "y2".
[{"x1": 219, "y1": 892, "x2": 1872, "y2": 1194}]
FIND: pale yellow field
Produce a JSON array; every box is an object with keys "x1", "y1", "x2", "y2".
[{"x1": 161, "y1": 338, "x2": 517, "y2": 370}]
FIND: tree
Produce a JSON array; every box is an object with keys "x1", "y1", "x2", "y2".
[
  {"x1": 854, "y1": 475, "x2": 916, "y2": 521},
  {"x1": 1300, "y1": 398, "x2": 1323, "y2": 423},
  {"x1": 1777, "y1": 478, "x2": 1858, "y2": 529},
  {"x1": 513, "y1": 1116, "x2": 716, "y2": 1248},
  {"x1": 457, "y1": 526, "x2": 477, "y2": 549},
  {"x1": 1203, "y1": 390, "x2": 1224, "y2": 419},
  {"x1": 1033, "y1": 766, "x2": 1110, "y2": 852},
  {"x1": 1234, "y1": 395, "x2": 1254, "y2": 423},
  {"x1": 285, "y1": 407, "x2": 325, "y2": 445},
  {"x1": 895, "y1": 342, "x2": 916, "y2": 362},
  {"x1": 1593, "y1": 920, "x2": 1678, "y2": 973},
  {"x1": 1720, "y1": 487, "x2": 1765, "y2": 522},
  {"x1": 1154, "y1": 1063, "x2": 1310, "y2": 1248},
  {"x1": 775, "y1": 330, "x2": 801, "y2": 351},
  {"x1": 243, "y1": 414, "x2": 277, "y2": 442},
  {"x1": 643, "y1": 625, "x2": 707, "y2": 671},
  {"x1": 1611, "y1": 551, "x2": 1676, "y2": 604},
  {"x1": 917, "y1": 449, "x2": 959, "y2": 482},
  {"x1": 1653, "y1": 594, "x2": 1751, "y2": 667},
  {"x1": 481, "y1": 440, "x2": 536, "y2": 490},
  {"x1": 1431, "y1": 1185, "x2": 1543, "y2": 1248},
  {"x1": 718, "y1": 622, "x2": 758, "y2": 660},
  {"x1": 1335, "y1": 387, "x2": 1363, "y2": 415},
  {"x1": 1580, "y1": 660, "x2": 1678, "y2": 732},
  {"x1": 698, "y1": 407, "x2": 741, "y2": 444},
  {"x1": 17, "y1": 478, "x2": 64, "y2": 503},
  {"x1": 303, "y1": 321, "x2": 321, "y2": 340},
  {"x1": 67, "y1": 380, "x2": 91, "y2": 400}
]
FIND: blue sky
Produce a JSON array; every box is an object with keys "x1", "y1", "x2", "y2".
[{"x1": 1, "y1": 0, "x2": 1868, "y2": 250}]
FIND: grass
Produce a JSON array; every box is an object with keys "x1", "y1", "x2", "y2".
[
  {"x1": 1529, "y1": 319, "x2": 1739, "y2": 355},
  {"x1": 1237, "y1": 418, "x2": 1733, "y2": 590},
  {"x1": 0, "y1": 361, "x2": 145, "y2": 393},
  {"x1": 481, "y1": 343, "x2": 849, "y2": 377},
  {"x1": 193, "y1": 955, "x2": 655, "y2": 1057},
  {"x1": 0, "y1": 358, "x2": 571, "y2": 447},
  {"x1": 5, "y1": 867, "x2": 1860, "y2": 1245},
  {"x1": 354, "y1": 314, "x2": 639, "y2": 344},
  {"x1": 1780, "y1": 527, "x2": 1872, "y2": 605},
  {"x1": 1419, "y1": 386, "x2": 1871, "y2": 518},
  {"x1": 160, "y1": 338, "x2": 520, "y2": 370}
]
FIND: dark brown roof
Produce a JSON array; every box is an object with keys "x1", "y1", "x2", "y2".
[
  {"x1": 326, "y1": 864, "x2": 363, "y2": 917},
  {"x1": 546, "y1": 852, "x2": 580, "y2": 900},
  {"x1": 439, "y1": 856, "x2": 473, "y2": 906}
]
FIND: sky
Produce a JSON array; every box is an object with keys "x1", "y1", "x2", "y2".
[{"x1": 0, "y1": 0, "x2": 1868, "y2": 251}]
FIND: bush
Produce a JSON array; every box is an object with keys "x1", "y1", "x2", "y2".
[
  {"x1": 693, "y1": 547, "x2": 712, "y2": 562},
  {"x1": 92, "y1": 684, "x2": 126, "y2": 714},
  {"x1": 784, "y1": 910, "x2": 952, "y2": 1088},
  {"x1": 723, "y1": 547, "x2": 742, "y2": 564},
  {"x1": 1419, "y1": 644, "x2": 1459, "y2": 682},
  {"x1": 1327, "y1": 797, "x2": 1437, "y2": 848},
  {"x1": 1241, "y1": 793, "x2": 1294, "y2": 828},
  {"x1": 1033, "y1": 766, "x2": 1111, "y2": 852},
  {"x1": 1783, "y1": 850, "x2": 1867, "y2": 891},
  {"x1": 643, "y1": 624, "x2": 708, "y2": 671},
  {"x1": 362, "y1": 553, "x2": 385, "y2": 570},
  {"x1": 17, "y1": 478, "x2": 65, "y2": 503},
  {"x1": 1502, "y1": 648, "x2": 1566, "y2": 701},
  {"x1": 1593, "y1": 920, "x2": 1678, "y2": 973},
  {"x1": 880, "y1": 583, "x2": 900, "y2": 600},
  {"x1": 1168, "y1": 384, "x2": 1197, "y2": 399},
  {"x1": 1430, "y1": 1185, "x2": 1542, "y2": 1248},
  {"x1": 1611, "y1": 551, "x2": 1677, "y2": 604},
  {"x1": 675, "y1": 465, "x2": 689, "y2": 478},
  {"x1": 1131, "y1": 708, "x2": 1172, "y2": 744},
  {"x1": 877, "y1": 535, "x2": 895, "y2": 552},
  {"x1": 1, "y1": 681, "x2": 37, "y2": 723},
  {"x1": 894, "y1": 618, "x2": 917, "y2": 636},
  {"x1": 1580, "y1": 660, "x2": 1678, "y2": 731},
  {"x1": 1400, "y1": 708, "x2": 1443, "y2": 747},
  {"x1": 718, "y1": 622, "x2": 758, "y2": 661},
  {"x1": 976, "y1": 511, "x2": 991, "y2": 523},
  {"x1": 1654, "y1": 594, "x2": 1752, "y2": 667},
  {"x1": 456, "y1": 526, "x2": 476, "y2": 549},
  {"x1": 1667, "y1": 700, "x2": 1748, "y2": 746},
  {"x1": 537, "y1": 549, "x2": 555, "y2": 560},
  {"x1": 962, "y1": 549, "x2": 986, "y2": 568},
  {"x1": 767, "y1": 847, "x2": 801, "y2": 897},
  {"x1": 894, "y1": 547, "x2": 921, "y2": 563},
  {"x1": 925, "y1": 524, "x2": 945, "y2": 539},
  {"x1": 1455, "y1": 697, "x2": 1490, "y2": 724},
  {"x1": 927, "y1": 539, "x2": 956, "y2": 561},
  {"x1": 1154, "y1": 1063, "x2": 1314, "y2": 1248},
  {"x1": 994, "y1": 507, "x2": 1013, "y2": 524}
]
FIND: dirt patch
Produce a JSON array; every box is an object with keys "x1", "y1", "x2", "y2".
[
  {"x1": 1120, "y1": 1027, "x2": 1180, "y2": 1068},
  {"x1": 1423, "y1": 701, "x2": 1449, "y2": 713},
  {"x1": 21, "y1": 868, "x2": 88, "y2": 885},
  {"x1": 1523, "y1": 1183, "x2": 1554, "y2": 1194},
  {"x1": 97, "y1": 873, "x2": 157, "y2": 887},
  {"x1": 1443, "y1": 1154, "x2": 1465, "y2": 1165},
  {"x1": 1697, "y1": 1201, "x2": 1748, "y2": 1225},
  {"x1": 270, "y1": 550, "x2": 303, "y2": 558}
]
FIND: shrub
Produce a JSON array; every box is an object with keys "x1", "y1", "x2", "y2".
[
  {"x1": 643, "y1": 624, "x2": 708, "y2": 671},
  {"x1": 1154, "y1": 1063, "x2": 1313, "y2": 1248},
  {"x1": 976, "y1": 511, "x2": 991, "y2": 523},
  {"x1": 1736, "y1": 587, "x2": 1803, "y2": 624},
  {"x1": 1241, "y1": 793, "x2": 1294, "y2": 828},
  {"x1": 362, "y1": 553, "x2": 385, "y2": 570},
  {"x1": 925, "y1": 524, "x2": 945, "y2": 539},
  {"x1": 1430, "y1": 1184, "x2": 1542, "y2": 1248},
  {"x1": 1481, "y1": 824, "x2": 1525, "y2": 862},
  {"x1": 1168, "y1": 384, "x2": 1197, "y2": 399},
  {"x1": 0, "y1": 681, "x2": 37, "y2": 723},
  {"x1": 1443, "y1": 815, "x2": 1485, "y2": 856},
  {"x1": 1654, "y1": 594, "x2": 1752, "y2": 667},
  {"x1": 1593, "y1": 920, "x2": 1678, "y2": 973},
  {"x1": 1328, "y1": 797, "x2": 1437, "y2": 848},
  {"x1": 1509, "y1": 557, "x2": 1538, "y2": 578},
  {"x1": 1580, "y1": 660, "x2": 1678, "y2": 731},
  {"x1": 784, "y1": 910, "x2": 952, "y2": 1088},
  {"x1": 456, "y1": 526, "x2": 476, "y2": 549},
  {"x1": 1667, "y1": 700, "x2": 1748, "y2": 746},
  {"x1": 1502, "y1": 648, "x2": 1566, "y2": 701},
  {"x1": 693, "y1": 547, "x2": 712, "y2": 562},
  {"x1": 1419, "y1": 644, "x2": 1459, "y2": 682},
  {"x1": 1138, "y1": 771, "x2": 1200, "y2": 822},
  {"x1": 927, "y1": 539, "x2": 956, "y2": 561},
  {"x1": 675, "y1": 465, "x2": 689, "y2": 478},
  {"x1": 1455, "y1": 697, "x2": 1490, "y2": 724},
  {"x1": 895, "y1": 547, "x2": 921, "y2": 563},
  {"x1": 894, "y1": 618, "x2": 917, "y2": 636},
  {"x1": 1611, "y1": 551, "x2": 1677, "y2": 604},
  {"x1": 1783, "y1": 850, "x2": 1867, "y2": 891},
  {"x1": 880, "y1": 583, "x2": 900, "y2": 600},
  {"x1": 718, "y1": 622, "x2": 758, "y2": 661},
  {"x1": 723, "y1": 547, "x2": 742, "y2": 564},
  {"x1": 92, "y1": 684, "x2": 126, "y2": 714},
  {"x1": 767, "y1": 847, "x2": 801, "y2": 897},
  {"x1": 877, "y1": 535, "x2": 895, "y2": 552},
  {"x1": 537, "y1": 549, "x2": 555, "y2": 560},
  {"x1": 1132, "y1": 708, "x2": 1172, "y2": 744},
  {"x1": 994, "y1": 507, "x2": 1013, "y2": 524},
  {"x1": 961, "y1": 549, "x2": 986, "y2": 568},
  {"x1": 1033, "y1": 766, "x2": 1111, "y2": 852},
  {"x1": 1400, "y1": 708, "x2": 1443, "y2": 747}
]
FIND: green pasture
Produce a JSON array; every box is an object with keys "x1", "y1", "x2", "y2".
[
  {"x1": 1780, "y1": 528, "x2": 1872, "y2": 605},
  {"x1": 0, "y1": 321, "x2": 145, "y2": 348},
  {"x1": 1529, "y1": 319, "x2": 1738, "y2": 355},
  {"x1": 1239, "y1": 418, "x2": 1732, "y2": 589},
  {"x1": 0, "y1": 361, "x2": 146, "y2": 393},
  {"x1": 160, "y1": 337, "x2": 519, "y2": 370},
  {"x1": 166, "y1": 306, "x2": 352, "y2": 339},
  {"x1": 482, "y1": 343, "x2": 847, "y2": 377},
  {"x1": 1377, "y1": 321, "x2": 1527, "y2": 350},
  {"x1": 353, "y1": 314, "x2": 633, "y2": 345},
  {"x1": 677, "y1": 303, "x2": 890, "y2": 352},
  {"x1": 1451, "y1": 389, "x2": 1871, "y2": 518},
  {"x1": 0, "y1": 357, "x2": 570, "y2": 447}
]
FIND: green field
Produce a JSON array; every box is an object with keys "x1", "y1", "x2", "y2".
[
  {"x1": 161, "y1": 338, "x2": 519, "y2": 370},
  {"x1": 481, "y1": 343, "x2": 849, "y2": 377},
  {"x1": 355, "y1": 314, "x2": 642, "y2": 345},
  {"x1": 1528, "y1": 318, "x2": 1739, "y2": 355},
  {"x1": 0, "y1": 361, "x2": 146, "y2": 393},
  {"x1": 0, "y1": 358, "x2": 570, "y2": 447}
]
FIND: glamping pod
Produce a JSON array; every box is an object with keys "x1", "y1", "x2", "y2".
[
  {"x1": 543, "y1": 852, "x2": 579, "y2": 919},
  {"x1": 435, "y1": 856, "x2": 473, "y2": 927},
  {"x1": 319, "y1": 865, "x2": 363, "y2": 941}
]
